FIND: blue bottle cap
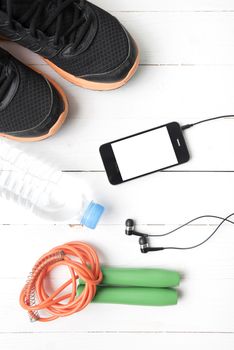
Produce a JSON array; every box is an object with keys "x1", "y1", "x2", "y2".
[{"x1": 80, "y1": 201, "x2": 105, "y2": 229}]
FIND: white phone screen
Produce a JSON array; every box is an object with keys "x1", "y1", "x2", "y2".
[{"x1": 111, "y1": 127, "x2": 178, "y2": 181}]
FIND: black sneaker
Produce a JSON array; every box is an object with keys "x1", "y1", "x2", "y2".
[
  {"x1": 0, "y1": 0, "x2": 139, "y2": 91},
  {"x1": 0, "y1": 47, "x2": 68, "y2": 142}
]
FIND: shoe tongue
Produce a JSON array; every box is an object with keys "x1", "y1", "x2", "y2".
[
  {"x1": 0, "y1": 0, "x2": 34, "y2": 17},
  {"x1": 0, "y1": 48, "x2": 10, "y2": 65},
  {"x1": 0, "y1": 48, "x2": 7, "y2": 59},
  {"x1": 16, "y1": 0, "x2": 36, "y2": 17},
  {"x1": 0, "y1": 0, "x2": 84, "y2": 39},
  {"x1": 41, "y1": 1, "x2": 75, "y2": 37},
  {"x1": 9, "y1": 0, "x2": 76, "y2": 37}
]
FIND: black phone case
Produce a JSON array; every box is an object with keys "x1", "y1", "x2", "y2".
[{"x1": 100, "y1": 122, "x2": 190, "y2": 185}]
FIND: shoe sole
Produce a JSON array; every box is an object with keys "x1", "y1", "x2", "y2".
[
  {"x1": 0, "y1": 69, "x2": 68, "y2": 142},
  {"x1": 44, "y1": 52, "x2": 140, "y2": 91}
]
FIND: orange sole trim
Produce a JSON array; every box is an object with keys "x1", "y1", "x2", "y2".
[
  {"x1": 44, "y1": 52, "x2": 140, "y2": 91},
  {"x1": 0, "y1": 71, "x2": 69, "y2": 142}
]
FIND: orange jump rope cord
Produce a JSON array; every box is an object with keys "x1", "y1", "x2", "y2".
[{"x1": 19, "y1": 241, "x2": 103, "y2": 322}]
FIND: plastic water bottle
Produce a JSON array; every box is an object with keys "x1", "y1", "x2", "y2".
[{"x1": 0, "y1": 140, "x2": 104, "y2": 228}]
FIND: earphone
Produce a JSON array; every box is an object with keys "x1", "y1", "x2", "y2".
[
  {"x1": 125, "y1": 214, "x2": 234, "y2": 253},
  {"x1": 125, "y1": 219, "x2": 164, "y2": 252}
]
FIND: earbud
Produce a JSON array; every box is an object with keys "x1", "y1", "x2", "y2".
[
  {"x1": 139, "y1": 236, "x2": 149, "y2": 253},
  {"x1": 125, "y1": 219, "x2": 135, "y2": 235},
  {"x1": 125, "y1": 219, "x2": 165, "y2": 253},
  {"x1": 126, "y1": 214, "x2": 234, "y2": 254},
  {"x1": 139, "y1": 236, "x2": 164, "y2": 253},
  {"x1": 125, "y1": 219, "x2": 145, "y2": 237}
]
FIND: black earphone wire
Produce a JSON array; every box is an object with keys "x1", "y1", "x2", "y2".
[
  {"x1": 128, "y1": 114, "x2": 234, "y2": 251},
  {"x1": 178, "y1": 115, "x2": 234, "y2": 248},
  {"x1": 147, "y1": 213, "x2": 234, "y2": 251},
  {"x1": 182, "y1": 114, "x2": 234, "y2": 130},
  {"x1": 147, "y1": 214, "x2": 234, "y2": 238}
]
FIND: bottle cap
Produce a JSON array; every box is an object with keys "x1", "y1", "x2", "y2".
[{"x1": 80, "y1": 201, "x2": 105, "y2": 229}]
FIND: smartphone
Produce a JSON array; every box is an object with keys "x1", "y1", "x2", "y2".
[{"x1": 99, "y1": 122, "x2": 190, "y2": 185}]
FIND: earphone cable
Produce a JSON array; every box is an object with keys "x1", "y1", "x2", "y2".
[
  {"x1": 147, "y1": 214, "x2": 234, "y2": 238},
  {"x1": 182, "y1": 114, "x2": 234, "y2": 130},
  {"x1": 148, "y1": 213, "x2": 234, "y2": 251}
]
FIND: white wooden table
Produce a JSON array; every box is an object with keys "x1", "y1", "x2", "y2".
[{"x1": 1, "y1": 1, "x2": 234, "y2": 349}]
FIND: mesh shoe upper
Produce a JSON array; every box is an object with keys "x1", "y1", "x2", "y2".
[
  {"x1": 0, "y1": 47, "x2": 64, "y2": 136},
  {"x1": 51, "y1": 4, "x2": 130, "y2": 77},
  {"x1": 0, "y1": 0, "x2": 138, "y2": 82}
]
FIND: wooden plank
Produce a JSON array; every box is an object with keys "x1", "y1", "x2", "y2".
[
  {"x1": 0, "y1": 224, "x2": 234, "y2": 333},
  {"x1": 0, "y1": 224, "x2": 234, "y2": 278},
  {"x1": 0, "y1": 172, "x2": 232, "y2": 224},
  {"x1": 1, "y1": 277, "x2": 234, "y2": 332},
  {"x1": 10, "y1": 116, "x2": 234, "y2": 172},
  {"x1": 1, "y1": 64, "x2": 234, "y2": 171},
  {"x1": 92, "y1": 0, "x2": 234, "y2": 12},
  {"x1": 2, "y1": 12, "x2": 234, "y2": 65},
  {"x1": 1, "y1": 333, "x2": 234, "y2": 350}
]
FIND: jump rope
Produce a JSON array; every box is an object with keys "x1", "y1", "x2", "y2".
[
  {"x1": 20, "y1": 242, "x2": 103, "y2": 322},
  {"x1": 20, "y1": 241, "x2": 180, "y2": 322},
  {"x1": 20, "y1": 114, "x2": 234, "y2": 322},
  {"x1": 20, "y1": 213, "x2": 234, "y2": 322}
]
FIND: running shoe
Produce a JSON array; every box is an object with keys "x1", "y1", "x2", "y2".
[
  {"x1": 0, "y1": 47, "x2": 68, "y2": 141},
  {"x1": 0, "y1": 0, "x2": 139, "y2": 90}
]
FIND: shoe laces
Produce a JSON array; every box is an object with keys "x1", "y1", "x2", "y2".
[
  {"x1": 5, "y1": 0, "x2": 92, "y2": 50},
  {"x1": 0, "y1": 62, "x2": 15, "y2": 103}
]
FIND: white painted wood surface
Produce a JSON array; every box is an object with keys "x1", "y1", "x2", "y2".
[{"x1": 1, "y1": 0, "x2": 234, "y2": 349}]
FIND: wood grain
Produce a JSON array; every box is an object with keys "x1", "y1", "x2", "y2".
[
  {"x1": 1, "y1": 64, "x2": 234, "y2": 171},
  {"x1": 1, "y1": 334, "x2": 234, "y2": 350},
  {"x1": 0, "y1": 0, "x2": 234, "y2": 348},
  {"x1": 0, "y1": 172, "x2": 233, "y2": 224},
  {"x1": 2, "y1": 12, "x2": 234, "y2": 65},
  {"x1": 92, "y1": 0, "x2": 234, "y2": 12}
]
